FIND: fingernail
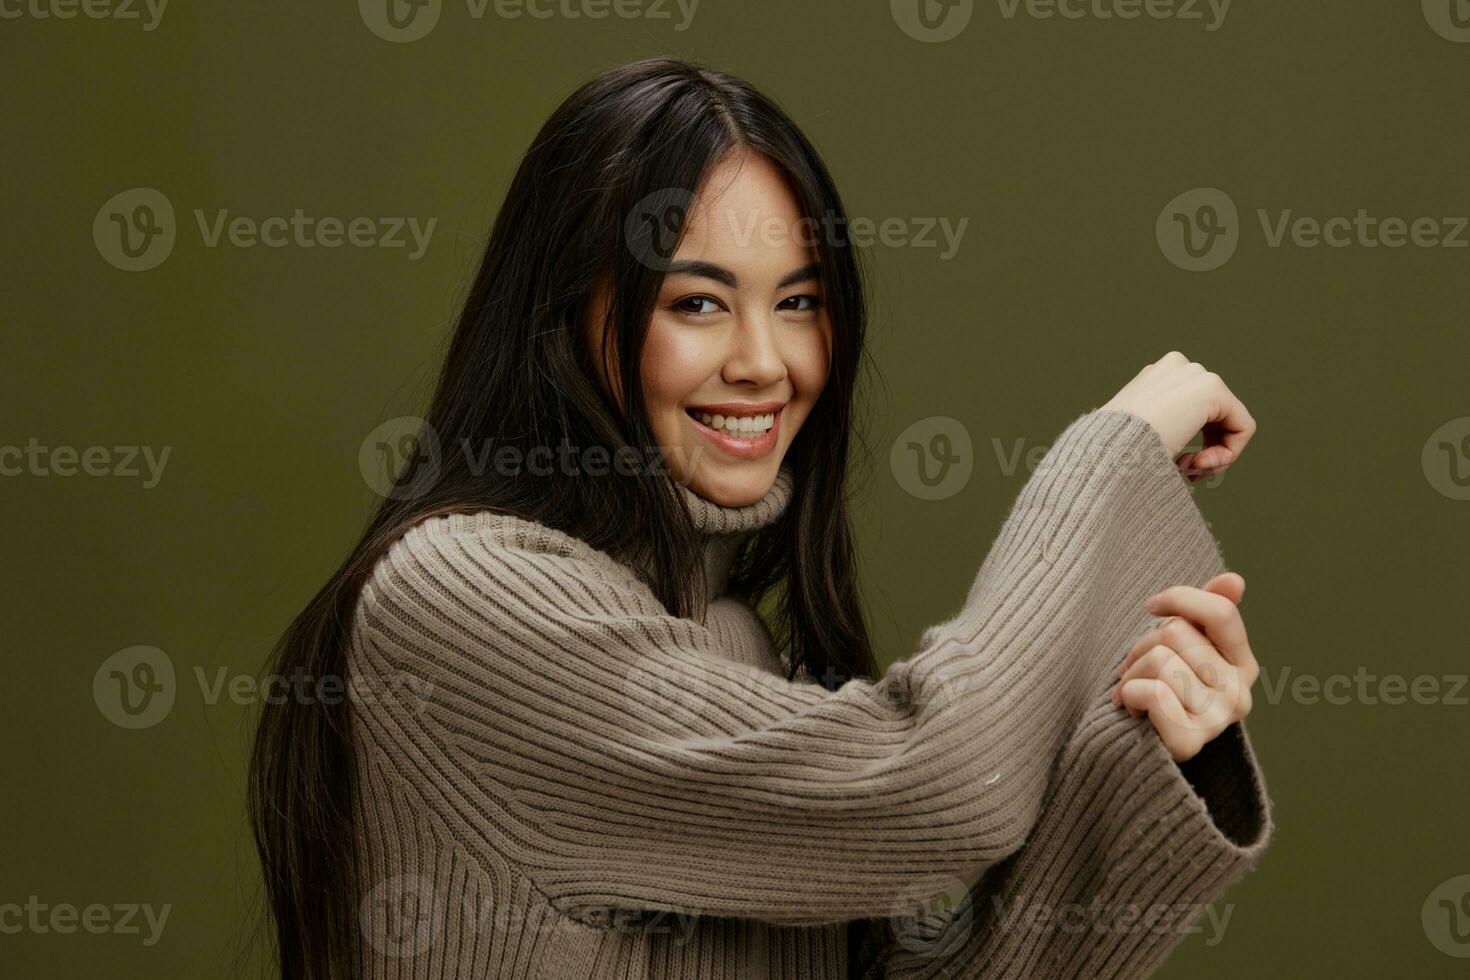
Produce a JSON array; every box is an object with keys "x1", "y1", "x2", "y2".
[{"x1": 1145, "y1": 594, "x2": 1160, "y2": 612}]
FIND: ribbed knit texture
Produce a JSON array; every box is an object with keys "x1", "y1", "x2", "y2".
[{"x1": 347, "y1": 409, "x2": 1273, "y2": 979}]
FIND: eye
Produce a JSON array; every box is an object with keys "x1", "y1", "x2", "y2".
[
  {"x1": 778, "y1": 294, "x2": 824, "y2": 313},
  {"x1": 671, "y1": 295, "x2": 723, "y2": 317}
]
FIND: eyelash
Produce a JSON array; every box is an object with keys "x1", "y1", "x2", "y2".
[{"x1": 671, "y1": 294, "x2": 825, "y2": 317}]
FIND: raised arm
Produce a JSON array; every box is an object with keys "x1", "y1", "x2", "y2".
[
  {"x1": 348, "y1": 409, "x2": 1247, "y2": 928},
  {"x1": 860, "y1": 405, "x2": 1273, "y2": 978}
]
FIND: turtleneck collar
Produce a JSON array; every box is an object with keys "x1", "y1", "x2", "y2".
[{"x1": 670, "y1": 463, "x2": 796, "y2": 604}]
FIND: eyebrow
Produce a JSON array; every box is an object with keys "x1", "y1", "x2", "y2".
[{"x1": 664, "y1": 260, "x2": 822, "y2": 291}]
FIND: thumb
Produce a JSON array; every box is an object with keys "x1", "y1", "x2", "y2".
[{"x1": 1203, "y1": 571, "x2": 1245, "y2": 605}]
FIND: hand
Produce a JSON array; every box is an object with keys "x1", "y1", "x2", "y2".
[
  {"x1": 1099, "y1": 351, "x2": 1257, "y2": 482},
  {"x1": 1110, "y1": 572, "x2": 1259, "y2": 762}
]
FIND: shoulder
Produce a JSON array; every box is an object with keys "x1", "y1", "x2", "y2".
[
  {"x1": 356, "y1": 508, "x2": 660, "y2": 628},
  {"x1": 391, "y1": 508, "x2": 609, "y2": 565}
]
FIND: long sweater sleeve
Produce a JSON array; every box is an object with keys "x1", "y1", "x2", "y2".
[
  {"x1": 852, "y1": 417, "x2": 1274, "y2": 978},
  {"x1": 858, "y1": 709, "x2": 1270, "y2": 978},
  {"x1": 348, "y1": 409, "x2": 1271, "y2": 935}
]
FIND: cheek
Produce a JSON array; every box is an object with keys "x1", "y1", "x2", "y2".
[
  {"x1": 639, "y1": 316, "x2": 713, "y2": 424},
  {"x1": 786, "y1": 323, "x2": 832, "y2": 400}
]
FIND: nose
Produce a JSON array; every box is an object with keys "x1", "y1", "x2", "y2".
[{"x1": 720, "y1": 311, "x2": 788, "y2": 388}]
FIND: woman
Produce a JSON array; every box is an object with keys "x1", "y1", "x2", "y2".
[{"x1": 249, "y1": 58, "x2": 1272, "y2": 979}]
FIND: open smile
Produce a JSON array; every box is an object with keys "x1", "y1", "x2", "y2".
[{"x1": 684, "y1": 402, "x2": 785, "y2": 460}]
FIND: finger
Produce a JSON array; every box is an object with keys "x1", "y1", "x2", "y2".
[
  {"x1": 1174, "y1": 450, "x2": 1217, "y2": 481},
  {"x1": 1117, "y1": 573, "x2": 1240, "y2": 676},
  {"x1": 1198, "y1": 372, "x2": 1255, "y2": 444},
  {"x1": 1117, "y1": 620, "x2": 1199, "y2": 681},
  {"x1": 1159, "y1": 617, "x2": 1233, "y2": 686},
  {"x1": 1130, "y1": 623, "x2": 1255, "y2": 724},
  {"x1": 1152, "y1": 588, "x2": 1260, "y2": 690},
  {"x1": 1119, "y1": 676, "x2": 1193, "y2": 731},
  {"x1": 1116, "y1": 645, "x2": 1208, "y2": 714},
  {"x1": 1203, "y1": 572, "x2": 1245, "y2": 605},
  {"x1": 1117, "y1": 623, "x2": 1205, "y2": 682},
  {"x1": 1188, "y1": 375, "x2": 1255, "y2": 467},
  {"x1": 1189, "y1": 441, "x2": 1236, "y2": 473},
  {"x1": 1189, "y1": 419, "x2": 1248, "y2": 472},
  {"x1": 1118, "y1": 625, "x2": 1167, "y2": 677},
  {"x1": 1119, "y1": 679, "x2": 1209, "y2": 762},
  {"x1": 1145, "y1": 585, "x2": 1251, "y2": 668}
]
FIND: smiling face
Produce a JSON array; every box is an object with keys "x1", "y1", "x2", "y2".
[{"x1": 589, "y1": 151, "x2": 833, "y2": 507}]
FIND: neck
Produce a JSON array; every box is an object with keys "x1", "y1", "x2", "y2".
[{"x1": 660, "y1": 464, "x2": 796, "y2": 606}]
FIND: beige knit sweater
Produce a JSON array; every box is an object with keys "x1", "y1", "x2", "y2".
[{"x1": 346, "y1": 408, "x2": 1273, "y2": 979}]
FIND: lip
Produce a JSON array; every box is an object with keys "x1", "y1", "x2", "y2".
[
  {"x1": 685, "y1": 404, "x2": 784, "y2": 460},
  {"x1": 685, "y1": 400, "x2": 787, "y2": 415}
]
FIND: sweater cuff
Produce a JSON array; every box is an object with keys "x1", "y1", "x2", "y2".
[
  {"x1": 1176, "y1": 720, "x2": 1273, "y2": 856},
  {"x1": 1052, "y1": 698, "x2": 1274, "y2": 976},
  {"x1": 887, "y1": 697, "x2": 1273, "y2": 980},
  {"x1": 1089, "y1": 700, "x2": 1273, "y2": 902}
]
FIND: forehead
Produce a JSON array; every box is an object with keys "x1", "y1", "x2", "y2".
[{"x1": 673, "y1": 152, "x2": 817, "y2": 273}]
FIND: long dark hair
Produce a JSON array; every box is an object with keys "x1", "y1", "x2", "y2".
[{"x1": 248, "y1": 57, "x2": 880, "y2": 979}]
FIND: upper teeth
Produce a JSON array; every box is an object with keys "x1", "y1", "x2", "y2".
[{"x1": 693, "y1": 410, "x2": 776, "y2": 436}]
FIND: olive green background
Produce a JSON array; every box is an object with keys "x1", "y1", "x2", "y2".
[{"x1": 5, "y1": 0, "x2": 1468, "y2": 976}]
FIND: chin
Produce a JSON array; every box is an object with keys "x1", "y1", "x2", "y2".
[{"x1": 686, "y1": 459, "x2": 779, "y2": 507}]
